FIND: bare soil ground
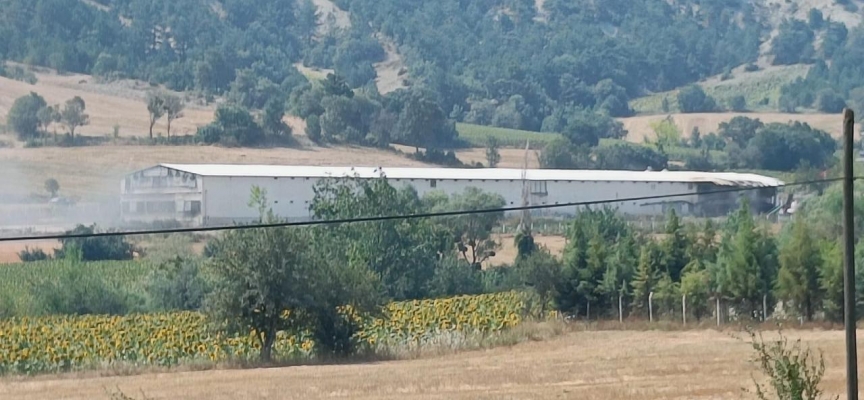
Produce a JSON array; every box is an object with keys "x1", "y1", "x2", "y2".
[
  {"x1": 3, "y1": 329, "x2": 859, "y2": 400},
  {"x1": 620, "y1": 112, "x2": 856, "y2": 143}
]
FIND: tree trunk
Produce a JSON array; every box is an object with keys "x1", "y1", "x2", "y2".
[
  {"x1": 259, "y1": 329, "x2": 276, "y2": 363},
  {"x1": 149, "y1": 121, "x2": 154, "y2": 139},
  {"x1": 167, "y1": 118, "x2": 172, "y2": 138}
]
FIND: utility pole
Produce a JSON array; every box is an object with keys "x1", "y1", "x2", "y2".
[{"x1": 842, "y1": 108, "x2": 858, "y2": 400}]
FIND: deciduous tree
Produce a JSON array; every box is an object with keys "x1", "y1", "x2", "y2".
[
  {"x1": 60, "y1": 96, "x2": 88, "y2": 140},
  {"x1": 7, "y1": 92, "x2": 47, "y2": 140},
  {"x1": 163, "y1": 93, "x2": 185, "y2": 138},
  {"x1": 146, "y1": 92, "x2": 165, "y2": 139}
]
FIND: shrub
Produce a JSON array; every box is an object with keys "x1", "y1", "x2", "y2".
[
  {"x1": 677, "y1": 85, "x2": 717, "y2": 113},
  {"x1": 56, "y1": 224, "x2": 136, "y2": 261},
  {"x1": 145, "y1": 258, "x2": 209, "y2": 312},
  {"x1": 18, "y1": 247, "x2": 50, "y2": 262},
  {"x1": 30, "y1": 268, "x2": 141, "y2": 316},
  {"x1": 729, "y1": 95, "x2": 747, "y2": 112},
  {"x1": 426, "y1": 257, "x2": 485, "y2": 298},
  {"x1": 306, "y1": 114, "x2": 322, "y2": 143},
  {"x1": 748, "y1": 329, "x2": 834, "y2": 400}
]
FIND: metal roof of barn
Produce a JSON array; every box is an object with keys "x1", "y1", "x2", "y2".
[{"x1": 154, "y1": 164, "x2": 784, "y2": 188}]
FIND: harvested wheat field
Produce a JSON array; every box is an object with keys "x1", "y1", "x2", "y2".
[
  {"x1": 621, "y1": 112, "x2": 856, "y2": 143},
  {"x1": 488, "y1": 234, "x2": 566, "y2": 266},
  {"x1": 2, "y1": 328, "x2": 860, "y2": 400},
  {"x1": 0, "y1": 240, "x2": 57, "y2": 264},
  {"x1": 454, "y1": 147, "x2": 541, "y2": 169},
  {"x1": 0, "y1": 145, "x2": 430, "y2": 199}
]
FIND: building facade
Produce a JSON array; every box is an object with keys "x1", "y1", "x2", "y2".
[{"x1": 120, "y1": 164, "x2": 784, "y2": 226}]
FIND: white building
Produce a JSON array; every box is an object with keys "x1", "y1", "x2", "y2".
[{"x1": 120, "y1": 164, "x2": 784, "y2": 226}]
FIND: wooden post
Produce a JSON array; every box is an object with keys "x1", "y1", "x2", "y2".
[
  {"x1": 682, "y1": 294, "x2": 687, "y2": 326},
  {"x1": 716, "y1": 297, "x2": 721, "y2": 327},
  {"x1": 619, "y1": 294, "x2": 624, "y2": 324},
  {"x1": 842, "y1": 108, "x2": 858, "y2": 400},
  {"x1": 649, "y1": 292, "x2": 654, "y2": 323}
]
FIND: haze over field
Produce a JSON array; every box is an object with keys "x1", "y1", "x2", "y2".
[{"x1": 2, "y1": 0, "x2": 864, "y2": 398}]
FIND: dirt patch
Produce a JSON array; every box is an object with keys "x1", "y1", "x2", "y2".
[{"x1": 4, "y1": 329, "x2": 859, "y2": 400}]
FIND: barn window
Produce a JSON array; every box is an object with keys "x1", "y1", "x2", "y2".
[
  {"x1": 146, "y1": 201, "x2": 175, "y2": 213},
  {"x1": 530, "y1": 181, "x2": 548, "y2": 195},
  {"x1": 182, "y1": 201, "x2": 202, "y2": 216},
  {"x1": 430, "y1": 179, "x2": 437, "y2": 188}
]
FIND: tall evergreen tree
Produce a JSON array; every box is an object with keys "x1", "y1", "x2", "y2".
[
  {"x1": 777, "y1": 219, "x2": 822, "y2": 321},
  {"x1": 716, "y1": 201, "x2": 778, "y2": 317},
  {"x1": 599, "y1": 234, "x2": 638, "y2": 317},
  {"x1": 661, "y1": 209, "x2": 690, "y2": 282},
  {"x1": 631, "y1": 244, "x2": 660, "y2": 316},
  {"x1": 819, "y1": 241, "x2": 843, "y2": 322},
  {"x1": 578, "y1": 233, "x2": 608, "y2": 318}
]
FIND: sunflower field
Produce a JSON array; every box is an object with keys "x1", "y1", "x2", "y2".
[{"x1": 0, "y1": 292, "x2": 536, "y2": 375}]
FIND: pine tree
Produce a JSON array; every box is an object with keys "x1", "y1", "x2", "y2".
[
  {"x1": 819, "y1": 241, "x2": 843, "y2": 322},
  {"x1": 578, "y1": 233, "x2": 608, "y2": 318},
  {"x1": 681, "y1": 265, "x2": 711, "y2": 320},
  {"x1": 654, "y1": 272, "x2": 680, "y2": 317},
  {"x1": 777, "y1": 219, "x2": 822, "y2": 321},
  {"x1": 661, "y1": 209, "x2": 690, "y2": 282},
  {"x1": 631, "y1": 244, "x2": 660, "y2": 316},
  {"x1": 600, "y1": 234, "x2": 639, "y2": 315},
  {"x1": 716, "y1": 201, "x2": 778, "y2": 317},
  {"x1": 555, "y1": 219, "x2": 590, "y2": 314}
]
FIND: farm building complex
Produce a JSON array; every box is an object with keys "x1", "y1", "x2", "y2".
[{"x1": 120, "y1": 164, "x2": 784, "y2": 226}]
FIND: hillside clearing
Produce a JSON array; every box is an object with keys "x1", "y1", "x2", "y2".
[
  {"x1": 629, "y1": 64, "x2": 809, "y2": 114},
  {"x1": 3, "y1": 329, "x2": 858, "y2": 400},
  {"x1": 374, "y1": 34, "x2": 409, "y2": 95},
  {"x1": 620, "y1": 111, "x2": 856, "y2": 142}
]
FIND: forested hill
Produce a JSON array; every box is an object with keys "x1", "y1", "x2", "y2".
[{"x1": 1, "y1": 0, "x2": 860, "y2": 131}]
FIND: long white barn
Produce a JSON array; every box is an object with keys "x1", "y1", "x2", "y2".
[{"x1": 120, "y1": 164, "x2": 784, "y2": 226}]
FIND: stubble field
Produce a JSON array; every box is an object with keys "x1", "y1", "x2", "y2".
[{"x1": 1, "y1": 328, "x2": 859, "y2": 400}]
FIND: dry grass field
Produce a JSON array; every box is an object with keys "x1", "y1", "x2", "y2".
[
  {"x1": 0, "y1": 240, "x2": 57, "y2": 264},
  {"x1": 2, "y1": 328, "x2": 859, "y2": 400},
  {"x1": 488, "y1": 233, "x2": 565, "y2": 266},
  {"x1": 620, "y1": 112, "x2": 856, "y2": 143},
  {"x1": 0, "y1": 145, "x2": 430, "y2": 199},
  {"x1": 0, "y1": 69, "x2": 215, "y2": 138}
]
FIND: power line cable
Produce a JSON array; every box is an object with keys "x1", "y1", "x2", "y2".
[{"x1": 0, "y1": 177, "x2": 844, "y2": 243}]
